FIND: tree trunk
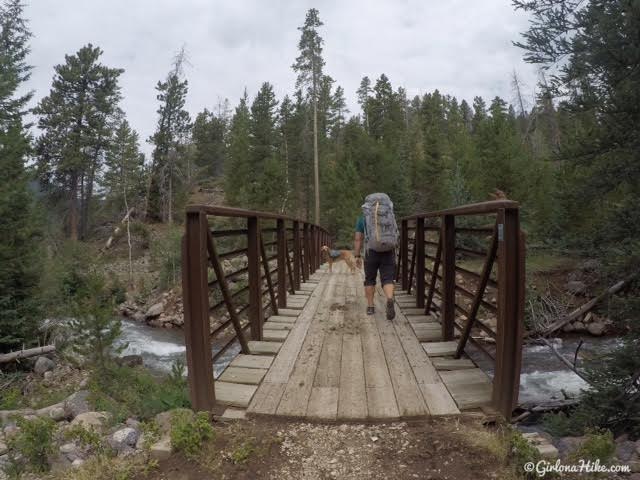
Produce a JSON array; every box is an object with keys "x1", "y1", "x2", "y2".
[
  {"x1": 69, "y1": 172, "x2": 79, "y2": 241},
  {"x1": 313, "y1": 98, "x2": 320, "y2": 224}
]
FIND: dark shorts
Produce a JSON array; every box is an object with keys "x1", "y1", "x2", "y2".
[{"x1": 364, "y1": 249, "x2": 396, "y2": 287}]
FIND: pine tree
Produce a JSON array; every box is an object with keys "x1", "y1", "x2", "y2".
[
  {"x1": 35, "y1": 44, "x2": 123, "y2": 240},
  {"x1": 225, "y1": 90, "x2": 251, "y2": 206},
  {"x1": 0, "y1": 0, "x2": 41, "y2": 351},
  {"x1": 356, "y1": 76, "x2": 372, "y2": 134},
  {"x1": 192, "y1": 108, "x2": 227, "y2": 180},
  {"x1": 292, "y1": 8, "x2": 325, "y2": 223},
  {"x1": 147, "y1": 49, "x2": 191, "y2": 224}
]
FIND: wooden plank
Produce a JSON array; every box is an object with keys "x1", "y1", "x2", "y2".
[
  {"x1": 262, "y1": 275, "x2": 330, "y2": 385},
  {"x1": 267, "y1": 315, "x2": 297, "y2": 323},
  {"x1": 248, "y1": 341, "x2": 282, "y2": 355},
  {"x1": 221, "y1": 408, "x2": 246, "y2": 420},
  {"x1": 263, "y1": 321, "x2": 294, "y2": 330},
  {"x1": 432, "y1": 358, "x2": 475, "y2": 370},
  {"x1": 337, "y1": 334, "x2": 368, "y2": 420},
  {"x1": 412, "y1": 324, "x2": 442, "y2": 342},
  {"x1": 408, "y1": 315, "x2": 437, "y2": 324},
  {"x1": 402, "y1": 308, "x2": 428, "y2": 316},
  {"x1": 215, "y1": 382, "x2": 257, "y2": 408},
  {"x1": 263, "y1": 329, "x2": 289, "y2": 342},
  {"x1": 230, "y1": 354, "x2": 273, "y2": 370},
  {"x1": 314, "y1": 332, "x2": 342, "y2": 387},
  {"x1": 440, "y1": 368, "x2": 490, "y2": 385},
  {"x1": 385, "y1": 293, "x2": 458, "y2": 415},
  {"x1": 373, "y1": 301, "x2": 428, "y2": 417},
  {"x1": 247, "y1": 382, "x2": 286, "y2": 416},
  {"x1": 423, "y1": 341, "x2": 458, "y2": 357},
  {"x1": 274, "y1": 309, "x2": 300, "y2": 317},
  {"x1": 306, "y1": 387, "x2": 338, "y2": 420},
  {"x1": 275, "y1": 278, "x2": 337, "y2": 417},
  {"x1": 219, "y1": 366, "x2": 267, "y2": 385}
]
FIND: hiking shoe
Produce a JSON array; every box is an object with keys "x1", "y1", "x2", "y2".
[
  {"x1": 386, "y1": 299, "x2": 396, "y2": 320},
  {"x1": 366, "y1": 306, "x2": 375, "y2": 315}
]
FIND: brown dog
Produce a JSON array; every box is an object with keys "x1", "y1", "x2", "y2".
[{"x1": 321, "y1": 245, "x2": 357, "y2": 273}]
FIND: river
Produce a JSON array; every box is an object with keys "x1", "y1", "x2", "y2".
[{"x1": 117, "y1": 319, "x2": 620, "y2": 405}]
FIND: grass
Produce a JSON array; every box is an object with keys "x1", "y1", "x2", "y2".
[
  {"x1": 88, "y1": 363, "x2": 190, "y2": 424},
  {"x1": 44, "y1": 454, "x2": 158, "y2": 480}
]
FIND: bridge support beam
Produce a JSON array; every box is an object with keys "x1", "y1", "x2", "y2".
[
  {"x1": 247, "y1": 216, "x2": 263, "y2": 340},
  {"x1": 441, "y1": 214, "x2": 456, "y2": 341},
  {"x1": 181, "y1": 210, "x2": 215, "y2": 411},
  {"x1": 492, "y1": 208, "x2": 525, "y2": 418},
  {"x1": 293, "y1": 221, "x2": 301, "y2": 289},
  {"x1": 401, "y1": 220, "x2": 409, "y2": 291},
  {"x1": 415, "y1": 217, "x2": 425, "y2": 309},
  {"x1": 277, "y1": 219, "x2": 287, "y2": 308}
]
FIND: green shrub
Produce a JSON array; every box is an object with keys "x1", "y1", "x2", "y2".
[
  {"x1": 63, "y1": 423, "x2": 107, "y2": 454},
  {"x1": 6, "y1": 416, "x2": 57, "y2": 474},
  {"x1": 0, "y1": 386, "x2": 22, "y2": 410},
  {"x1": 507, "y1": 428, "x2": 541, "y2": 480},
  {"x1": 88, "y1": 364, "x2": 190, "y2": 423},
  {"x1": 569, "y1": 429, "x2": 616, "y2": 464},
  {"x1": 151, "y1": 226, "x2": 182, "y2": 289},
  {"x1": 170, "y1": 410, "x2": 214, "y2": 456},
  {"x1": 230, "y1": 440, "x2": 255, "y2": 464}
]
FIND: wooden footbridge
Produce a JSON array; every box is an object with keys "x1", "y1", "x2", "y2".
[{"x1": 181, "y1": 201, "x2": 524, "y2": 421}]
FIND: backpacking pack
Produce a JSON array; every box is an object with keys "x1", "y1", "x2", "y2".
[{"x1": 362, "y1": 193, "x2": 399, "y2": 252}]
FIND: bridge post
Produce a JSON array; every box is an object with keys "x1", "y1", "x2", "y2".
[
  {"x1": 441, "y1": 214, "x2": 456, "y2": 341},
  {"x1": 277, "y1": 219, "x2": 287, "y2": 308},
  {"x1": 247, "y1": 216, "x2": 263, "y2": 340},
  {"x1": 415, "y1": 217, "x2": 425, "y2": 308},
  {"x1": 401, "y1": 219, "x2": 409, "y2": 291},
  {"x1": 293, "y1": 221, "x2": 301, "y2": 289},
  {"x1": 181, "y1": 210, "x2": 215, "y2": 411},
  {"x1": 492, "y1": 208, "x2": 525, "y2": 418},
  {"x1": 303, "y1": 223, "x2": 310, "y2": 280}
]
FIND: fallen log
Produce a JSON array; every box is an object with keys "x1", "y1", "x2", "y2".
[
  {"x1": 540, "y1": 274, "x2": 636, "y2": 337},
  {"x1": 0, "y1": 345, "x2": 55, "y2": 364},
  {"x1": 536, "y1": 338, "x2": 592, "y2": 385},
  {"x1": 103, "y1": 207, "x2": 135, "y2": 250}
]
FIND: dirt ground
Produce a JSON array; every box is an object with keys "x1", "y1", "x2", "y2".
[{"x1": 138, "y1": 416, "x2": 518, "y2": 480}]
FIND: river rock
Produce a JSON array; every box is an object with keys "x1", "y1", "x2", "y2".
[
  {"x1": 0, "y1": 440, "x2": 7, "y2": 456},
  {"x1": 118, "y1": 354, "x2": 143, "y2": 367},
  {"x1": 47, "y1": 406, "x2": 67, "y2": 422},
  {"x1": 59, "y1": 442, "x2": 83, "y2": 462},
  {"x1": 557, "y1": 436, "x2": 587, "y2": 458},
  {"x1": 34, "y1": 356, "x2": 56, "y2": 375},
  {"x1": 572, "y1": 321, "x2": 586, "y2": 332},
  {"x1": 70, "y1": 412, "x2": 110, "y2": 431},
  {"x1": 155, "y1": 408, "x2": 193, "y2": 435},
  {"x1": 109, "y1": 427, "x2": 139, "y2": 452},
  {"x1": 145, "y1": 302, "x2": 164, "y2": 318},
  {"x1": 587, "y1": 321, "x2": 606, "y2": 336},
  {"x1": 616, "y1": 441, "x2": 637, "y2": 462},
  {"x1": 64, "y1": 390, "x2": 90, "y2": 418},
  {"x1": 149, "y1": 436, "x2": 172, "y2": 461},
  {"x1": 72, "y1": 458, "x2": 85, "y2": 468}
]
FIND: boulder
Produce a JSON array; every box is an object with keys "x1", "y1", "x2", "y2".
[
  {"x1": 59, "y1": 442, "x2": 83, "y2": 462},
  {"x1": 616, "y1": 440, "x2": 637, "y2": 462},
  {"x1": 132, "y1": 312, "x2": 146, "y2": 323},
  {"x1": 572, "y1": 321, "x2": 586, "y2": 332},
  {"x1": 557, "y1": 436, "x2": 587, "y2": 458},
  {"x1": 64, "y1": 390, "x2": 90, "y2": 418},
  {"x1": 33, "y1": 356, "x2": 56, "y2": 375},
  {"x1": 155, "y1": 408, "x2": 193, "y2": 435},
  {"x1": 0, "y1": 440, "x2": 6, "y2": 456},
  {"x1": 587, "y1": 321, "x2": 606, "y2": 336},
  {"x1": 118, "y1": 355, "x2": 143, "y2": 368},
  {"x1": 71, "y1": 458, "x2": 85, "y2": 468},
  {"x1": 70, "y1": 412, "x2": 110, "y2": 431},
  {"x1": 145, "y1": 302, "x2": 164, "y2": 318},
  {"x1": 109, "y1": 427, "x2": 139, "y2": 453},
  {"x1": 149, "y1": 436, "x2": 172, "y2": 461},
  {"x1": 47, "y1": 406, "x2": 67, "y2": 422}
]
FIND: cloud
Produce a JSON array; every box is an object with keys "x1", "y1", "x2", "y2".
[{"x1": 23, "y1": 0, "x2": 538, "y2": 155}]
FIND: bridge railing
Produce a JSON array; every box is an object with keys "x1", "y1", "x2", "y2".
[
  {"x1": 181, "y1": 205, "x2": 330, "y2": 411},
  {"x1": 397, "y1": 200, "x2": 525, "y2": 418}
]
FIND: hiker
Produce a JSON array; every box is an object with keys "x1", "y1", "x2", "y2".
[{"x1": 353, "y1": 193, "x2": 399, "y2": 320}]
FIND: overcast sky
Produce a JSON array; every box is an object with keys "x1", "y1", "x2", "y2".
[{"x1": 24, "y1": 0, "x2": 538, "y2": 156}]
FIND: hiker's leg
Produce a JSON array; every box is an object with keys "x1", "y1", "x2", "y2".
[
  {"x1": 382, "y1": 282, "x2": 394, "y2": 300},
  {"x1": 363, "y1": 250, "x2": 378, "y2": 308},
  {"x1": 379, "y1": 251, "x2": 396, "y2": 300},
  {"x1": 365, "y1": 285, "x2": 375, "y2": 306}
]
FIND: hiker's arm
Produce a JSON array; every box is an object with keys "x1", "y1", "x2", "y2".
[{"x1": 354, "y1": 232, "x2": 363, "y2": 267}]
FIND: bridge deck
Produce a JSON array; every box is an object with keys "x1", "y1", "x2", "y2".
[{"x1": 216, "y1": 262, "x2": 492, "y2": 421}]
